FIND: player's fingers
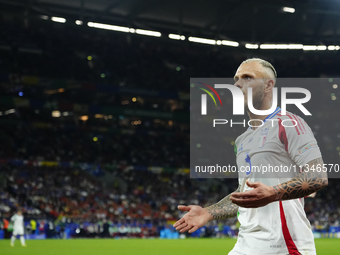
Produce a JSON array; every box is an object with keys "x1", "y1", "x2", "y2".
[
  {"x1": 230, "y1": 196, "x2": 257, "y2": 202},
  {"x1": 231, "y1": 191, "x2": 256, "y2": 198},
  {"x1": 188, "y1": 226, "x2": 199, "y2": 233},
  {"x1": 230, "y1": 198, "x2": 259, "y2": 207},
  {"x1": 246, "y1": 180, "x2": 261, "y2": 188},
  {"x1": 177, "y1": 205, "x2": 190, "y2": 211},
  {"x1": 180, "y1": 224, "x2": 194, "y2": 233},
  {"x1": 175, "y1": 222, "x2": 188, "y2": 231},
  {"x1": 230, "y1": 199, "x2": 241, "y2": 206},
  {"x1": 173, "y1": 218, "x2": 185, "y2": 227}
]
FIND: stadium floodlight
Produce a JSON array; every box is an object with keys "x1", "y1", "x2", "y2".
[
  {"x1": 273, "y1": 44, "x2": 289, "y2": 49},
  {"x1": 260, "y1": 44, "x2": 277, "y2": 49},
  {"x1": 221, "y1": 40, "x2": 239, "y2": 47},
  {"x1": 303, "y1": 45, "x2": 317, "y2": 51},
  {"x1": 260, "y1": 44, "x2": 303, "y2": 49},
  {"x1": 245, "y1": 44, "x2": 259, "y2": 49},
  {"x1": 303, "y1": 45, "x2": 317, "y2": 50},
  {"x1": 317, "y1": 45, "x2": 327, "y2": 50},
  {"x1": 287, "y1": 44, "x2": 303, "y2": 49},
  {"x1": 260, "y1": 44, "x2": 281, "y2": 49},
  {"x1": 40, "y1": 15, "x2": 49, "y2": 20},
  {"x1": 75, "y1": 20, "x2": 83, "y2": 25},
  {"x1": 328, "y1": 45, "x2": 336, "y2": 50},
  {"x1": 52, "y1": 111, "x2": 61, "y2": 117},
  {"x1": 169, "y1": 34, "x2": 185, "y2": 40},
  {"x1": 5, "y1": 109, "x2": 15, "y2": 115},
  {"x1": 135, "y1": 29, "x2": 161, "y2": 37},
  {"x1": 283, "y1": 7, "x2": 295, "y2": 13},
  {"x1": 303, "y1": 45, "x2": 326, "y2": 51},
  {"x1": 222, "y1": 40, "x2": 239, "y2": 47},
  {"x1": 51, "y1": 17, "x2": 66, "y2": 23},
  {"x1": 87, "y1": 22, "x2": 130, "y2": 33},
  {"x1": 188, "y1": 37, "x2": 216, "y2": 45}
]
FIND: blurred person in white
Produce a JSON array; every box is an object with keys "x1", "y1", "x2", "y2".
[{"x1": 10, "y1": 209, "x2": 26, "y2": 247}]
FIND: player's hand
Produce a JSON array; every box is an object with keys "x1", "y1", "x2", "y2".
[
  {"x1": 173, "y1": 205, "x2": 211, "y2": 233},
  {"x1": 308, "y1": 192, "x2": 316, "y2": 198},
  {"x1": 230, "y1": 180, "x2": 276, "y2": 208}
]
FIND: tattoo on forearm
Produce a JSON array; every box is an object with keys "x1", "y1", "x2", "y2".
[
  {"x1": 205, "y1": 185, "x2": 240, "y2": 220},
  {"x1": 273, "y1": 157, "x2": 328, "y2": 201}
]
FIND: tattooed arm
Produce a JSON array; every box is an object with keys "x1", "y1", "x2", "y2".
[
  {"x1": 230, "y1": 158, "x2": 328, "y2": 208},
  {"x1": 272, "y1": 157, "x2": 328, "y2": 201},
  {"x1": 173, "y1": 186, "x2": 240, "y2": 233},
  {"x1": 205, "y1": 185, "x2": 240, "y2": 220}
]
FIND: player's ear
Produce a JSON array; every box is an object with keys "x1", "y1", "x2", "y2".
[{"x1": 264, "y1": 78, "x2": 275, "y2": 93}]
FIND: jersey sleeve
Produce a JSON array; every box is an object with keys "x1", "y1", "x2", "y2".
[
  {"x1": 10, "y1": 215, "x2": 16, "y2": 221},
  {"x1": 278, "y1": 116, "x2": 322, "y2": 166}
]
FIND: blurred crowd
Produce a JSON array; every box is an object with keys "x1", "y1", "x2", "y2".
[
  {"x1": 0, "y1": 165, "x2": 235, "y2": 220},
  {"x1": 0, "y1": 122, "x2": 189, "y2": 167},
  {"x1": 0, "y1": 164, "x2": 239, "y2": 238}
]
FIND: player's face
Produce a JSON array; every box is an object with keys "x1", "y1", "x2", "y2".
[{"x1": 233, "y1": 62, "x2": 268, "y2": 111}]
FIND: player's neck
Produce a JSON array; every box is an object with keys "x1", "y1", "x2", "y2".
[
  {"x1": 247, "y1": 112, "x2": 267, "y2": 130},
  {"x1": 247, "y1": 101, "x2": 275, "y2": 130}
]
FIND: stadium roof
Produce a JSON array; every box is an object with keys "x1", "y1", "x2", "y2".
[{"x1": 1, "y1": 0, "x2": 340, "y2": 45}]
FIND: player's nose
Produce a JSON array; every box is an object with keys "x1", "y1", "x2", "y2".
[{"x1": 234, "y1": 80, "x2": 243, "y2": 90}]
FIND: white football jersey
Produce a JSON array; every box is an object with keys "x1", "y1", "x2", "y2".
[
  {"x1": 11, "y1": 214, "x2": 24, "y2": 230},
  {"x1": 231, "y1": 107, "x2": 321, "y2": 255}
]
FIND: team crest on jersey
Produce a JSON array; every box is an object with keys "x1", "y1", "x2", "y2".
[{"x1": 258, "y1": 128, "x2": 269, "y2": 148}]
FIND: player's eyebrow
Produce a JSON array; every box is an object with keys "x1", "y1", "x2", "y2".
[{"x1": 234, "y1": 73, "x2": 254, "y2": 81}]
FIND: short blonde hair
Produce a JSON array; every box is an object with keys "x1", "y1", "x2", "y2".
[{"x1": 241, "y1": 58, "x2": 277, "y2": 78}]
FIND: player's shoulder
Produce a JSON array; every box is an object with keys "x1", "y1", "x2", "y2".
[
  {"x1": 277, "y1": 110, "x2": 306, "y2": 122},
  {"x1": 276, "y1": 111, "x2": 311, "y2": 135}
]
